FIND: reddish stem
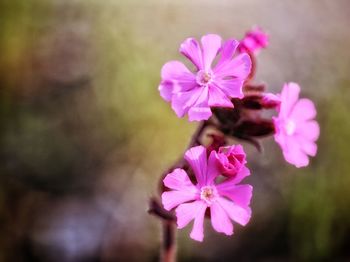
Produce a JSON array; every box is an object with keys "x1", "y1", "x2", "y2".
[
  {"x1": 152, "y1": 121, "x2": 208, "y2": 262},
  {"x1": 246, "y1": 51, "x2": 257, "y2": 83},
  {"x1": 161, "y1": 221, "x2": 176, "y2": 262}
]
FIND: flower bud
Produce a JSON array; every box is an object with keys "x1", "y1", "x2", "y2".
[
  {"x1": 216, "y1": 145, "x2": 246, "y2": 176},
  {"x1": 261, "y1": 93, "x2": 280, "y2": 109},
  {"x1": 239, "y1": 27, "x2": 269, "y2": 55}
]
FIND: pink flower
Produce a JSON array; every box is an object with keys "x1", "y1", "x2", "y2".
[
  {"x1": 216, "y1": 145, "x2": 247, "y2": 177},
  {"x1": 239, "y1": 27, "x2": 269, "y2": 54},
  {"x1": 273, "y1": 83, "x2": 320, "y2": 167},
  {"x1": 161, "y1": 146, "x2": 252, "y2": 242},
  {"x1": 159, "y1": 34, "x2": 251, "y2": 121}
]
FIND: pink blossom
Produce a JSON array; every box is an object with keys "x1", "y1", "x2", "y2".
[
  {"x1": 216, "y1": 145, "x2": 247, "y2": 177},
  {"x1": 239, "y1": 27, "x2": 269, "y2": 54},
  {"x1": 273, "y1": 83, "x2": 320, "y2": 167},
  {"x1": 159, "y1": 34, "x2": 252, "y2": 121},
  {"x1": 161, "y1": 146, "x2": 252, "y2": 241}
]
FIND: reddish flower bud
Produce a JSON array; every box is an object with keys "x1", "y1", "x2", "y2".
[
  {"x1": 239, "y1": 27, "x2": 269, "y2": 55},
  {"x1": 216, "y1": 145, "x2": 247, "y2": 176},
  {"x1": 261, "y1": 93, "x2": 281, "y2": 109}
]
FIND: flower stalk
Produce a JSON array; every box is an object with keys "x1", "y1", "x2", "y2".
[{"x1": 149, "y1": 27, "x2": 320, "y2": 261}]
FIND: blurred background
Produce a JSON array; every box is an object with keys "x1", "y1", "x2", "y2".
[{"x1": 1, "y1": 0, "x2": 350, "y2": 261}]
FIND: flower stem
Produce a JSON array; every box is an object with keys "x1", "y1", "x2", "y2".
[
  {"x1": 188, "y1": 120, "x2": 207, "y2": 147},
  {"x1": 246, "y1": 51, "x2": 256, "y2": 82},
  {"x1": 161, "y1": 221, "x2": 176, "y2": 262},
  {"x1": 155, "y1": 121, "x2": 208, "y2": 262}
]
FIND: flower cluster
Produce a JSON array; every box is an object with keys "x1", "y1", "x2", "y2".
[{"x1": 155, "y1": 27, "x2": 320, "y2": 242}]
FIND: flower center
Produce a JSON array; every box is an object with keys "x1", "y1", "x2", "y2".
[
  {"x1": 285, "y1": 120, "x2": 296, "y2": 135},
  {"x1": 200, "y1": 186, "x2": 218, "y2": 205},
  {"x1": 196, "y1": 70, "x2": 212, "y2": 86}
]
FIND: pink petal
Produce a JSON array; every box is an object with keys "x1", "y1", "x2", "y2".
[
  {"x1": 283, "y1": 136, "x2": 309, "y2": 167},
  {"x1": 229, "y1": 53, "x2": 252, "y2": 79},
  {"x1": 207, "y1": 84, "x2": 234, "y2": 108},
  {"x1": 189, "y1": 202, "x2": 207, "y2": 242},
  {"x1": 217, "y1": 197, "x2": 251, "y2": 226},
  {"x1": 159, "y1": 61, "x2": 196, "y2": 101},
  {"x1": 188, "y1": 106, "x2": 212, "y2": 121},
  {"x1": 159, "y1": 82, "x2": 175, "y2": 102},
  {"x1": 229, "y1": 166, "x2": 251, "y2": 185},
  {"x1": 163, "y1": 168, "x2": 197, "y2": 191},
  {"x1": 215, "y1": 39, "x2": 239, "y2": 70},
  {"x1": 171, "y1": 87, "x2": 203, "y2": 117},
  {"x1": 210, "y1": 202, "x2": 233, "y2": 235},
  {"x1": 184, "y1": 146, "x2": 208, "y2": 187},
  {"x1": 301, "y1": 140, "x2": 317, "y2": 157},
  {"x1": 296, "y1": 120, "x2": 320, "y2": 141},
  {"x1": 187, "y1": 85, "x2": 212, "y2": 121},
  {"x1": 161, "y1": 61, "x2": 195, "y2": 82},
  {"x1": 295, "y1": 134, "x2": 318, "y2": 157},
  {"x1": 201, "y1": 34, "x2": 222, "y2": 71},
  {"x1": 290, "y1": 98, "x2": 317, "y2": 123},
  {"x1": 214, "y1": 53, "x2": 251, "y2": 80},
  {"x1": 273, "y1": 117, "x2": 287, "y2": 146},
  {"x1": 213, "y1": 79, "x2": 244, "y2": 99},
  {"x1": 206, "y1": 151, "x2": 221, "y2": 185},
  {"x1": 180, "y1": 38, "x2": 203, "y2": 70},
  {"x1": 279, "y1": 82, "x2": 300, "y2": 117},
  {"x1": 176, "y1": 201, "x2": 207, "y2": 242},
  {"x1": 162, "y1": 191, "x2": 198, "y2": 211},
  {"x1": 216, "y1": 184, "x2": 253, "y2": 207},
  {"x1": 228, "y1": 144, "x2": 245, "y2": 156}
]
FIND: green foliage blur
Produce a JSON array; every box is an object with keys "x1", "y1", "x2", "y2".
[{"x1": 0, "y1": 0, "x2": 350, "y2": 261}]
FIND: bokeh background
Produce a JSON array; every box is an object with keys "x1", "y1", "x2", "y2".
[{"x1": 1, "y1": 0, "x2": 350, "y2": 261}]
